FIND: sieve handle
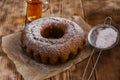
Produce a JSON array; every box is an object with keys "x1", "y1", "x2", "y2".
[
  {"x1": 104, "y1": 17, "x2": 112, "y2": 25},
  {"x1": 81, "y1": 48, "x2": 95, "y2": 80},
  {"x1": 42, "y1": 0, "x2": 49, "y2": 12},
  {"x1": 88, "y1": 50, "x2": 102, "y2": 80},
  {"x1": 81, "y1": 49, "x2": 103, "y2": 80}
]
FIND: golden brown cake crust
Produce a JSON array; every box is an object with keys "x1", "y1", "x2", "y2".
[{"x1": 21, "y1": 17, "x2": 85, "y2": 64}]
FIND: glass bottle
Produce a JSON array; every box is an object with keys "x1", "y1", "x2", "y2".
[{"x1": 26, "y1": 0, "x2": 49, "y2": 22}]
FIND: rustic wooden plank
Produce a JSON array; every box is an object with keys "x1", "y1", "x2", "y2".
[
  {"x1": 0, "y1": 0, "x2": 7, "y2": 29},
  {"x1": 46, "y1": 70, "x2": 70, "y2": 80},
  {"x1": 92, "y1": 45, "x2": 120, "y2": 80},
  {"x1": 61, "y1": 0, "x2": 84, "y2": 18},
  {"x1": 0, "y1": 56, "x2": 24, "y2": 80},
  {"x1": 0, "y1": 0, "x2": 25, "y2": 80},
  {"x1": 0, "y1": 0, "x2": 25, "y2": 36},
  {"x1": 51, "y1": 70, "x2": 72, "y2": 80},
  {"x1": 0, "y1": 0, "x2": 6, "y2": 7},
  {"x1": 71, "y1": 52, "x2": 96, "y2": 80},
  {"x1": 74, "y1": 0, "x2": 85, "y2": 18},
  {"x1": 83, "y1": 0, "x2": 120, "y2": 28}
]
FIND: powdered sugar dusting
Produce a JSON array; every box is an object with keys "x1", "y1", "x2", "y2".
[
  {"x1": 22, "y1": 17, "x2": 85, "y2": 64},
  {"x1": 25, "y1": 17, "x2": 84, "y2": 45},
  {"x1": 96, "y1": 28, "x2": 118, "y2": 48}
]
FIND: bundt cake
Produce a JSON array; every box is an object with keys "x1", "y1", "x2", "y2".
[{"x1": 21, "y1": 17, "x2": 85, "y2": 64}]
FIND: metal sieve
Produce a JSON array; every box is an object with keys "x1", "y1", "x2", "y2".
[{"x1": 82, "y1": 17, "x2": 119, "y2": 80}]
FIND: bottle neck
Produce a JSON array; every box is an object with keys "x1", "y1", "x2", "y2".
[{"x1": 27, "y1": 0, "x2": 41, "y2": 2}]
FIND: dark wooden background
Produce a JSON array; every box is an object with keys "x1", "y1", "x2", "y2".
[{"x1": 0, "y1": 0, "x2": 120, "y2": 80}]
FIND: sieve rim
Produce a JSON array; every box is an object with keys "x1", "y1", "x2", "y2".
[{"x1": 88, "y1": 24, "x2": 119, "y2": 50}]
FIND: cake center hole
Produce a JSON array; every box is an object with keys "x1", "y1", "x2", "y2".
[{"x1": 41, "y1": 26, "x2": 65, "y2": 39}]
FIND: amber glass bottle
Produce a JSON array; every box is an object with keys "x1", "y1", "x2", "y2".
[
  {"x1": 26, "y1": 0, "x2": 42, "y2": 21},
  {"x1": 26, "y1": 0, "x2": 48, "y2": 22}
]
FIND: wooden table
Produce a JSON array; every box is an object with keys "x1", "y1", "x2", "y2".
[{"x1": 0, "y1": 0, "x2": 120, "y2": 80}]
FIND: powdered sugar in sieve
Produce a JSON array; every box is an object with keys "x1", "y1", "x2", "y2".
[{"x1": 88, "y1": 24, "x2": 119, "y2": 50}]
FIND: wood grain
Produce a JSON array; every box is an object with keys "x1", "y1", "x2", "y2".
[
  {"x1": 0, "y1": 0, "x2": 120, "y2": 80},
  {"x1": 0, "y1": 56, "x2": 24, "y2": 80},
  {"x1": 92, "y1": 45, "x2": 120, "y2": 80},
  {"x1": 83, "y1": 0, "x2": 120, "y2": 28}
]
